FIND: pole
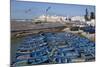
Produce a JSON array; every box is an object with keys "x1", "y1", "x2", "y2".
[{"x1": 45, "y1": 7, "x2": 51, "y2": 23}]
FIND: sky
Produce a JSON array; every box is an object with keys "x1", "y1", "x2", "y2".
[{"x1": 11, "y1": 0, "x2": 95, "y2": 19}]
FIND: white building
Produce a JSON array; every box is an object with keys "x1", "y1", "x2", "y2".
[
  {"x1": 86, "y1": 19, "x2": 95, "y2": 26},
  {"x1": 71, "y1": 16, "x2": 85, "y2": 22},
  {"x1": 34, "y1": 15, "x2": 67, "y2": 24},
  {"x1": 34, "y1": 15, "x2": 95, "y2": 26},
  {"x1": 71, "y1": 16, "x2": 95, "y2": 26}
]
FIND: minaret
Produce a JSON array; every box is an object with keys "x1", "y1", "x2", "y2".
[{"x1": 84, "y1": 8, "x2": 89, "y2": 21}]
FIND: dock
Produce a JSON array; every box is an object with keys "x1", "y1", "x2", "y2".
[{"x1": 11, "y1": 21, "x2": 67, "y2": 37}]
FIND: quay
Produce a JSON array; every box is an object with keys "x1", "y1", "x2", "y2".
[{"x1": 11, "y1": 21, "x2": 67, "y2": 37}]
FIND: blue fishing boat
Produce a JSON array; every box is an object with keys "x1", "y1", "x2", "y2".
[{"x1": 13, "y1": 32, "x2": 95, "y2": 66}]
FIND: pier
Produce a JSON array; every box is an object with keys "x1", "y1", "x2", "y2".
[{"x1": 11, "y1": 21, "x2": 67, "y2": 37}]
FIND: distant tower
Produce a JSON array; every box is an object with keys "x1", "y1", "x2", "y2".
[
  {"x1": 90, "y1": 12, "x2": 95, "y2": 19},
  {"x1": 84, "y1": 8, "x2": 89, "y2": 21}
]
